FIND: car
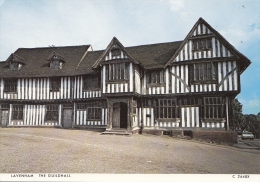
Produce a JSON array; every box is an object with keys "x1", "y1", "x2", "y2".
[{"x1": 241, "y1": 131, "x2": 254, "y2": 140}]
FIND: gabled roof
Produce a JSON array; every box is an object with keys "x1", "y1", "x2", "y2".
[
  {"x1": 165, "y1": 17, "x2": 251, "y2": 73},
  {"x1": 125, "y1": 41, "x2": 182, "y2": 69},
  {"x1": 77, "y1": 41, "x2": 183, "y2": 71},
  {"x1": 6, "y1": 53, "x2": 26, "y2": 64},
  {"x1": 46, "y1": 51, "x2": 65, "y2": 62},
  {"x1": 92, "y1": 37, "x2": 142, "y2": 69},
  {"x1": 0, "y1": 45, "x2": 90, "y2": 78}
]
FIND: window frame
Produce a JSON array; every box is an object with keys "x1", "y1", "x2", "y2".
[
  {"x1": 158, "y1": 99, "x2": 179, "y2": 119},
  {"x1": 12, "y1": 105, "x2": 23, "y2": 120},
  {"x1": 106, "y1": 62, "x2": 129, "y2": 82},
  {"x1": 192, "y1": 38, "x2": 212, "y2": 51},
  {"x1": 83, "y1": 74, "x2": 100, "y2": 91},
  {"x1": 190, "y1": 62, "x2": 217, "y2": 84},
  {"x1": 111, "y1": 48, "x2": 121, "y2": 59},
  {"x1": 77, "y1": 102, "x2": 102, "y2": 120},
  {"x1": 50, "y1": 77, "x2": 61, "y2": 92},
  {"x1": 45, "y1": 104, "x2": 59, "y2": 121},
  {"x1": 203, "y1": 97, "x2": 225, "y2": 121},
  {"x1": 50, "y1": 56, "x2": 63, "y2": 69},
  {"x1": 147, "y1": 70, "x2": 165, "y2": 86},
  {"x1": 4, "y1": 79, "x2": 18, "y2": 93}
]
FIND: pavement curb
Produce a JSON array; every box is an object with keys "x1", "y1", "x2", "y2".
[{"x1": 170, "y1": 136, "x2": 260, "y2": 150}]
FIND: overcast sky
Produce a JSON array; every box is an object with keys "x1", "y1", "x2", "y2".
[{"x1": 0, "y1": 0, "x2": 259, "y2": 114}]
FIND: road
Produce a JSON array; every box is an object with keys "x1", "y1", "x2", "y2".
[{"x1": 0, "y1": 128, "x2": 260, "y2": 174}]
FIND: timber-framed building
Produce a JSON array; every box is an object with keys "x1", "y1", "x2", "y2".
[{"x1": 0, "y1": 18, "x2": 251, "y2": 133}]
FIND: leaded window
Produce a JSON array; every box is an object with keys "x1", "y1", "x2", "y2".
[
  {"x1": 83, "y1": 74, "x2": 100, "y2": 90},
  {"x1": 45, "y1": 104, "x2": 59, "y2": 121},
  {"x1": 50, "y1": 77, "x2": 61, "y2": 91},
  {"x1": 4, "y1": 79, "x2": 17, "y2": 92},
  {"x1": 158, "y1": 99, "x2": 179, "y2": 118},
  {"x1": 12, "y1": 105, "x2": 23, "y2": 120},
  {"x1": 190, "y1": 62, "x2": 217, "y2": 84},
  {"x1": 147, "y1": 70, "x2": 165, "y2": 84},
  {"x1": 193, "y1": 38, "x2": 212, "y2": 51},
  {"x1": 204, "y1": 97, "x2": 225, "y2": 119},
  {"x1": 106, "y1": 63, "x2": 129, "y2": 81},
  {"x1": 77, "y1": 102, "x2": 102, "y2": 120}
]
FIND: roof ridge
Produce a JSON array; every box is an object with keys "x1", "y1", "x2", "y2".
[
  {"x1": 93, "y1": 40, "x2": 183, "y2": 52},
  {"x1": 16, "y1": 44, "x2": 91, "y2": 50},
  {"x1": 125, "y1": 40, "x2": 183, "y2": 49}
]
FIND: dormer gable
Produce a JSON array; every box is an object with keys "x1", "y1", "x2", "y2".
[
  {"x1": 46, "y1": 51, "x2": 65, "y2": 69},
  {"x1": 92, "y1": 37, "x2": 142, "y2": 68},
  {"x1": 165, "y1": 17, "x2": 251, "y2": 73},
  {"x1": 7, "y1": 53, "x2": 25, "y2": 71}
]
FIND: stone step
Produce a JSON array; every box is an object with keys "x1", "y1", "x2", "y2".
[{"x1": 102, "y1": 129, "x2": 131, "y2": 135}]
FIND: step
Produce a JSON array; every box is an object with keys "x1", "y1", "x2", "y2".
[
  {"x1": 102, "y1": 129, "x2": 131, "y2": 135},
  {"x1": 101, "y1": 131, "x2": 131, "y2": 135}
]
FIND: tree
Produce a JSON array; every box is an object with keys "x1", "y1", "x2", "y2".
[
  {"x1": 244, "y1": 114, "x2": 259, "y2": 137},
  {"x1": 231, "y1": 98, "x2": 246, "y2": 130}
]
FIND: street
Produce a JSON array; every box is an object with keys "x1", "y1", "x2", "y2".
[{"x1": 0, "y1": 128, "x2": 260, "y2": 174}]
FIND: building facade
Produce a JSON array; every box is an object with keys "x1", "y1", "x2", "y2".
[{"x1": 0, "y1": 18, "x2": 251, "y2": 133}]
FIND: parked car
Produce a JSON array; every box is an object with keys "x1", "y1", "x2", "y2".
[{"x1": 241, "y1": 131, "x2": 254, "y2": 140}]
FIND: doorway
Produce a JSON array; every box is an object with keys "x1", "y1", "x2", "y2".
[
  {"x1": 1, "y1": 110, "x2": 8, "y2": 127},
  {"x1": 112, "y1": 102, "x2": 127, "y2": 129},
  {"x1": 62, "y1": 109, "x2": 73, "y2": 128}
]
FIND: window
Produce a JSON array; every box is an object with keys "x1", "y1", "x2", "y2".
[
  {"x1": 77, "y1": 102, "x2": 102, "y2": 120},
  {"x1": 12, "y1": 105, "x2": 23, "y2": 120},
  {"x1": 83, "y1": 74, "x2": 100, "y2": 90},
  {"x1": 147, "y1": 70, "x2": 165, "y2": 84},
  {"x1": 193, "y1": 38, "x2": 212, "y2": 51},
  {"x1": 50, "y1": 77, "x2": 61, "y2": 91},
  {"x1": 10, "y1": 62, "x2": 22, "y2": 70},
  {"x1": 190, "y1": 62, "x2": 217, "y2": 83},
  {"x1": 45, "y1": 104, "x2": 59, "y2": 121},
  {"x1": 4, "y1": 79, "x2": 17, "y2": 92},
  {"x1": 204, "y1": 97, "x2": 225, "y2": 119},
  {"x1": 111, "y1": 48, "x2": 121, "y2": 59},
  {"x1": 158, "y1": 99, "x2": 179, "y2": 118},
  {"x1": 50, "y1": 56, "x2": 63, "y2": 69},
  {"x1": 106, "y1": 63, "x2": 129, "y2": 81}
]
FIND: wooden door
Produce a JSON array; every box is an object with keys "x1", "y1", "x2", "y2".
[
  {"x1": 63, "y1": 109, "x2": 73, "y2": 129},
  {"x1": 120, "y1": 103, "x2": 127, "y2": 128},
  {"x1": 112, "y1": 103, "x2": 120, "y2": 128},
  {"x1": 1, "y1": 110, "x2": 8, "y2": 127}
]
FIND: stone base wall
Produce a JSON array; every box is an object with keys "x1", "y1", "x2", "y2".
[
  {"x1": 142, "y1": 129, "x2": 163, "y2": 136},
  {"x1": 191, "y1": 130, "x2": 238, "y2": 144},
  {"x1": 171, "y1": 130, "x2": 183, "y2": 137}
]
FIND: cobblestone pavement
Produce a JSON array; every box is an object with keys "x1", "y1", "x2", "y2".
[{"x1": 0, "y1": 128, "x2": 260, "y2": 174}]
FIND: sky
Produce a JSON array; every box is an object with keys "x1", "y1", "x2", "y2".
[{"x1": 0, "y1": 0, "x2": 259, "y2": 115}]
